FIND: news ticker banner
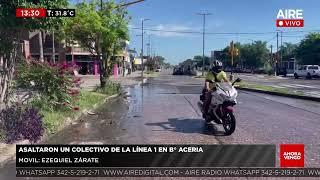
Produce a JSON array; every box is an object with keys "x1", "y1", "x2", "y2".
[
  {"x1": 17, "y1": 145, "x2": 276, "y2": 167},
  {"x1": 16, "y1": 168, "x2": 320, "y2": 177}
]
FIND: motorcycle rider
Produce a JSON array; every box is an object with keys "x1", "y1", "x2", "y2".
[{"x1": 203, "y1": 60, "x2": 230, "y2": 122}]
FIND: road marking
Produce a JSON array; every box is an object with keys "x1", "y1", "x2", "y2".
[
  {"x1": 304, "y1": 91, "x2": 320, "y2": 96},
  {"x1": 241, "y1": 91, "x2": 320, "y2": 116},
  {"x1": 291, "y1": 84, "x2": 319, "y2": 88},
  {"x1": 281, "y1": 84, "x2": 302, "y2": 88},
  {"x1": 271, "y1": 85, "x2": 287, "y2": 88}
]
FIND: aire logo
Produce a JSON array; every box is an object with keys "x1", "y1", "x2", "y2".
[
  {"x1": 276, "y1": 9, "x2": 304, "y2": 27},
  {"x1": 280, "y1": 144, "x2": 304, "y2": 167}
]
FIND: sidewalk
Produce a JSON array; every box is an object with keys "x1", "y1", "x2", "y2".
[
  {"x1": 110, "y1": 70, "x2": 144, "y2": 86},
  {"x1": 79, "y1": 71, "x2": 144, "y2": 90}
]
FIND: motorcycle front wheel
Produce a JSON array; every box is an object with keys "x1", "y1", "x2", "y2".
[{"x1": 223, "y1": 112, "x2": 236, "y2": 135}]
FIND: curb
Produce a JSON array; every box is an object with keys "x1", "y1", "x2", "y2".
[
  {"x1": 138, "y1": 78, "x2": 148, "y2": 86},
  {"x1": 0, "y1": 93, "x2": 120, "y2": 168},
  {"x1": 236, "y1": 87, "x2": 320, "y2": 102}
]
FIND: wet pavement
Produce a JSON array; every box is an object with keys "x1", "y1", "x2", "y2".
[{"x1": 1, "y1": 70, "x2": 320, "y2": 179}]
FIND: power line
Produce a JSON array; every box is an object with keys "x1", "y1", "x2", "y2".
[
  {"x1": 130, "y1": 27, "x2": 320, "y2": 35},
  {"x1": 280, "y1": 30, "x2": 320, "y2": 34},
  {"x1": 206, "y1": 32, "x2": 275, "y2": 35},
  {"x1": 282, "y1": 35, "x2": 306, "y2": 38},
  {"x1": 265, "y1": 35, "x2": 277, "y2": 44},
  {"x1": 130, "y1": 27, "x2": 200, "y2": 34},
  {"x1": 243, "y1": 35, "x2": 277, "y2": 44}
]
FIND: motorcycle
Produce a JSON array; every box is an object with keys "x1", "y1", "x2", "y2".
[{"x1": 198, "y1": 78, "x2": 241, "y2": 135}]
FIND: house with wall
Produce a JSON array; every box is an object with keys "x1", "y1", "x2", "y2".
[{"x1": 25, "y1": 31, "x2": 130, "y2": 76}]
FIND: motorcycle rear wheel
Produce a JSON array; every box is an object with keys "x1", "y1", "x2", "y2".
[{"x1": 223, "y1": 112, "x2": 236, "y2": 135}]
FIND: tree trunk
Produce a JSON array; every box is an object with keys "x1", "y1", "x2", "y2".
[
  {"x1": 123, "y1": 57, "x2": 126, "y2": 77},
  {"x1": 99, "y1": 54, "x2": 107, "y2": 88},
  {"x1": 0, "y1": 30, "x2": 21, "y2": 110},
  {"x1": 100, "y1": 47, "x2": 111, "y2": 88},
  {"x1": 38, "y1": 31, "x2": 44, "y2": 62},
  {"x1": 58, "y1": 41, "x2": 66, "y2": 64}
]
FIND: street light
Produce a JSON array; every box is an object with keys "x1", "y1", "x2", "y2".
[{"x1": 141, "y1": 18, "x2": 150, "y2": 78}]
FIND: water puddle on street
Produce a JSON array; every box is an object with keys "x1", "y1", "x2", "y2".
[{"x1": 42, "y1": 83, "x2": 151, "y2": 145}]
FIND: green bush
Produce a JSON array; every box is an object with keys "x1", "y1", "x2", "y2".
[
  {"x1": 94, "y1": 81, "x2": 121, "y2": 96},
  {"x1": 42, "y1": 90, "x2": 107, "y2": 135},
  {"x1": 16, "y1": 60, "x2": 81, "y2": 111},
  {"x1": 264, "y1": 62, "x2": 274, "y2": 75},
  {"x1": 0, "y1": 105, "x2": 44, "y2": 144},
  {"x1": 0, "y1": 128, "x2": 5, "y2": 142}
]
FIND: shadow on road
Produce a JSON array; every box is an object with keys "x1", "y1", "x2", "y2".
[{"x1": 145, "y1": 118, "x2": 227, "y2": 136}]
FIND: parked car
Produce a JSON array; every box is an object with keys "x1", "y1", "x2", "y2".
[
  {"x1": 294, "y1": 65, "x2": 320, "y2": 79},
  {"x1": 155, "y1": 67, "x2": 161, "y2": 72},
  {"x1": 253, "y1": 68, "x2": 265, "y2": 74},
  {"x1": 173, "y1": 67, "x2": 184, "y2": 75},
  {"x1": 277, "y1": 67, "x2": 287, "y2": 77}
]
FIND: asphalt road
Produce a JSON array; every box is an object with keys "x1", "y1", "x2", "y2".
[
  {"x1": 235, "y1": 73, "x2": 320, "y2": 97},
  {"x1": 1, "y1": 70, "x2": 320, "y2": 179}
]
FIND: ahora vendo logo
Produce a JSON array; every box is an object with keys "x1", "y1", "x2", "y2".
[
  {"x1": 276, "y1": 9, "x2": 304, "y2": 27},
  {"x1": 280, "y1": 144, "x2": 304, "y2": 167},
  {"x1": 283, "y1": 152, "x2": 301, "y2": 160}
]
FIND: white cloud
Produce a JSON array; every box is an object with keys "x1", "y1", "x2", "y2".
[
  {"x1": 129, "y1": 21, "x2": 224, "y2": 37},
  {"x1": 130, "y1": 23, "x2": 198, "y2": 37},
  {"x1": 149, "y1": 24, "x2": 195, "y2": 37}
]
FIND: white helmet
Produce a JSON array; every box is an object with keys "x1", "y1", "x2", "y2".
[
  {"x1": 211, "y1": 60, "x2": 223, "y2": 73},
  {"x1": 212, "y1": 60, "x2": 223, "y2": 68}
]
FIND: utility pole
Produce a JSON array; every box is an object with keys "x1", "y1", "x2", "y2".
[
  {"x1": 230, "y1": 41, "x2": 234, "y2": 67},
  {"x1": 270, "y1": 45, "x2": 276, "y2": 76},
  {"x1": 280, "y1": 30, "x2": 283, "y2": 67},
  {"x1": 270, "y1": 45, "x2": 273, "y2": 61},
  {"x1": 141, "y1": 18, "x2": 150, "y2": 78},
  {"x1": 276, "y1": 31, "x2": 279, "y2": 76},
  {"x1": 197, "y1": 12, "x2": 212, "y2": 76}
]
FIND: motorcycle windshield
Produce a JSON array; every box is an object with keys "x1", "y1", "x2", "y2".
[
  {"x1": 216, "y1": 83, "x2": 236, "y2": 97},
  {"x1": 216, "y1": 82, "x2": 232, "y2": 91}
]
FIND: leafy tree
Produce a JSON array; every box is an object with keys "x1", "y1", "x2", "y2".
[
  {"x1": 295, "y1": 33, "x2": 320, "y2": 65},
  {"x1": 162, "y1": 62, "x2": 171, "y2": 69},
  {"x1": 180, "y1": 59, "x2": 193, "y2": 66},
  {"x1": 216, "y1": 42, "x2": 241, "y2": 68},
  {"x1": 194, "y1": 55, "x2": 210, "y2": 68},
  {"x1": 153, "y1": 56, "x2": 166, "y2": 65},
  {"x1": 239, "y1": 41, "x2": 269, "y2": 69},
  {"x1": 0, "y1": 0, "x2": 68, "y2": 110},
  {"x1": 64, "y1": 0, "x2": 129, "y2": 87},
  {"x1": 145, "y1": 58, "x2": 156, "y2": 70},
  {"x1": 280, "y1": 42, "x2": 298, "y2": 61},
  {"x1": 220, "y1": 47, "x2": 231, "y2": 67}
]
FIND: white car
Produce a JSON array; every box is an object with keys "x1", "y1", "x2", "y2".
[
  {"x1": 294, "y1": 65, "x2": 320, "y2": 79},
  {"x1": 156, "y1": 68, "x2": 161, "y2": 72}
]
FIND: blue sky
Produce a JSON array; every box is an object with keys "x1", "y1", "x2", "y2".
[{"x1": 72, "y1": 0, "x2": 320, "y2": 65}]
